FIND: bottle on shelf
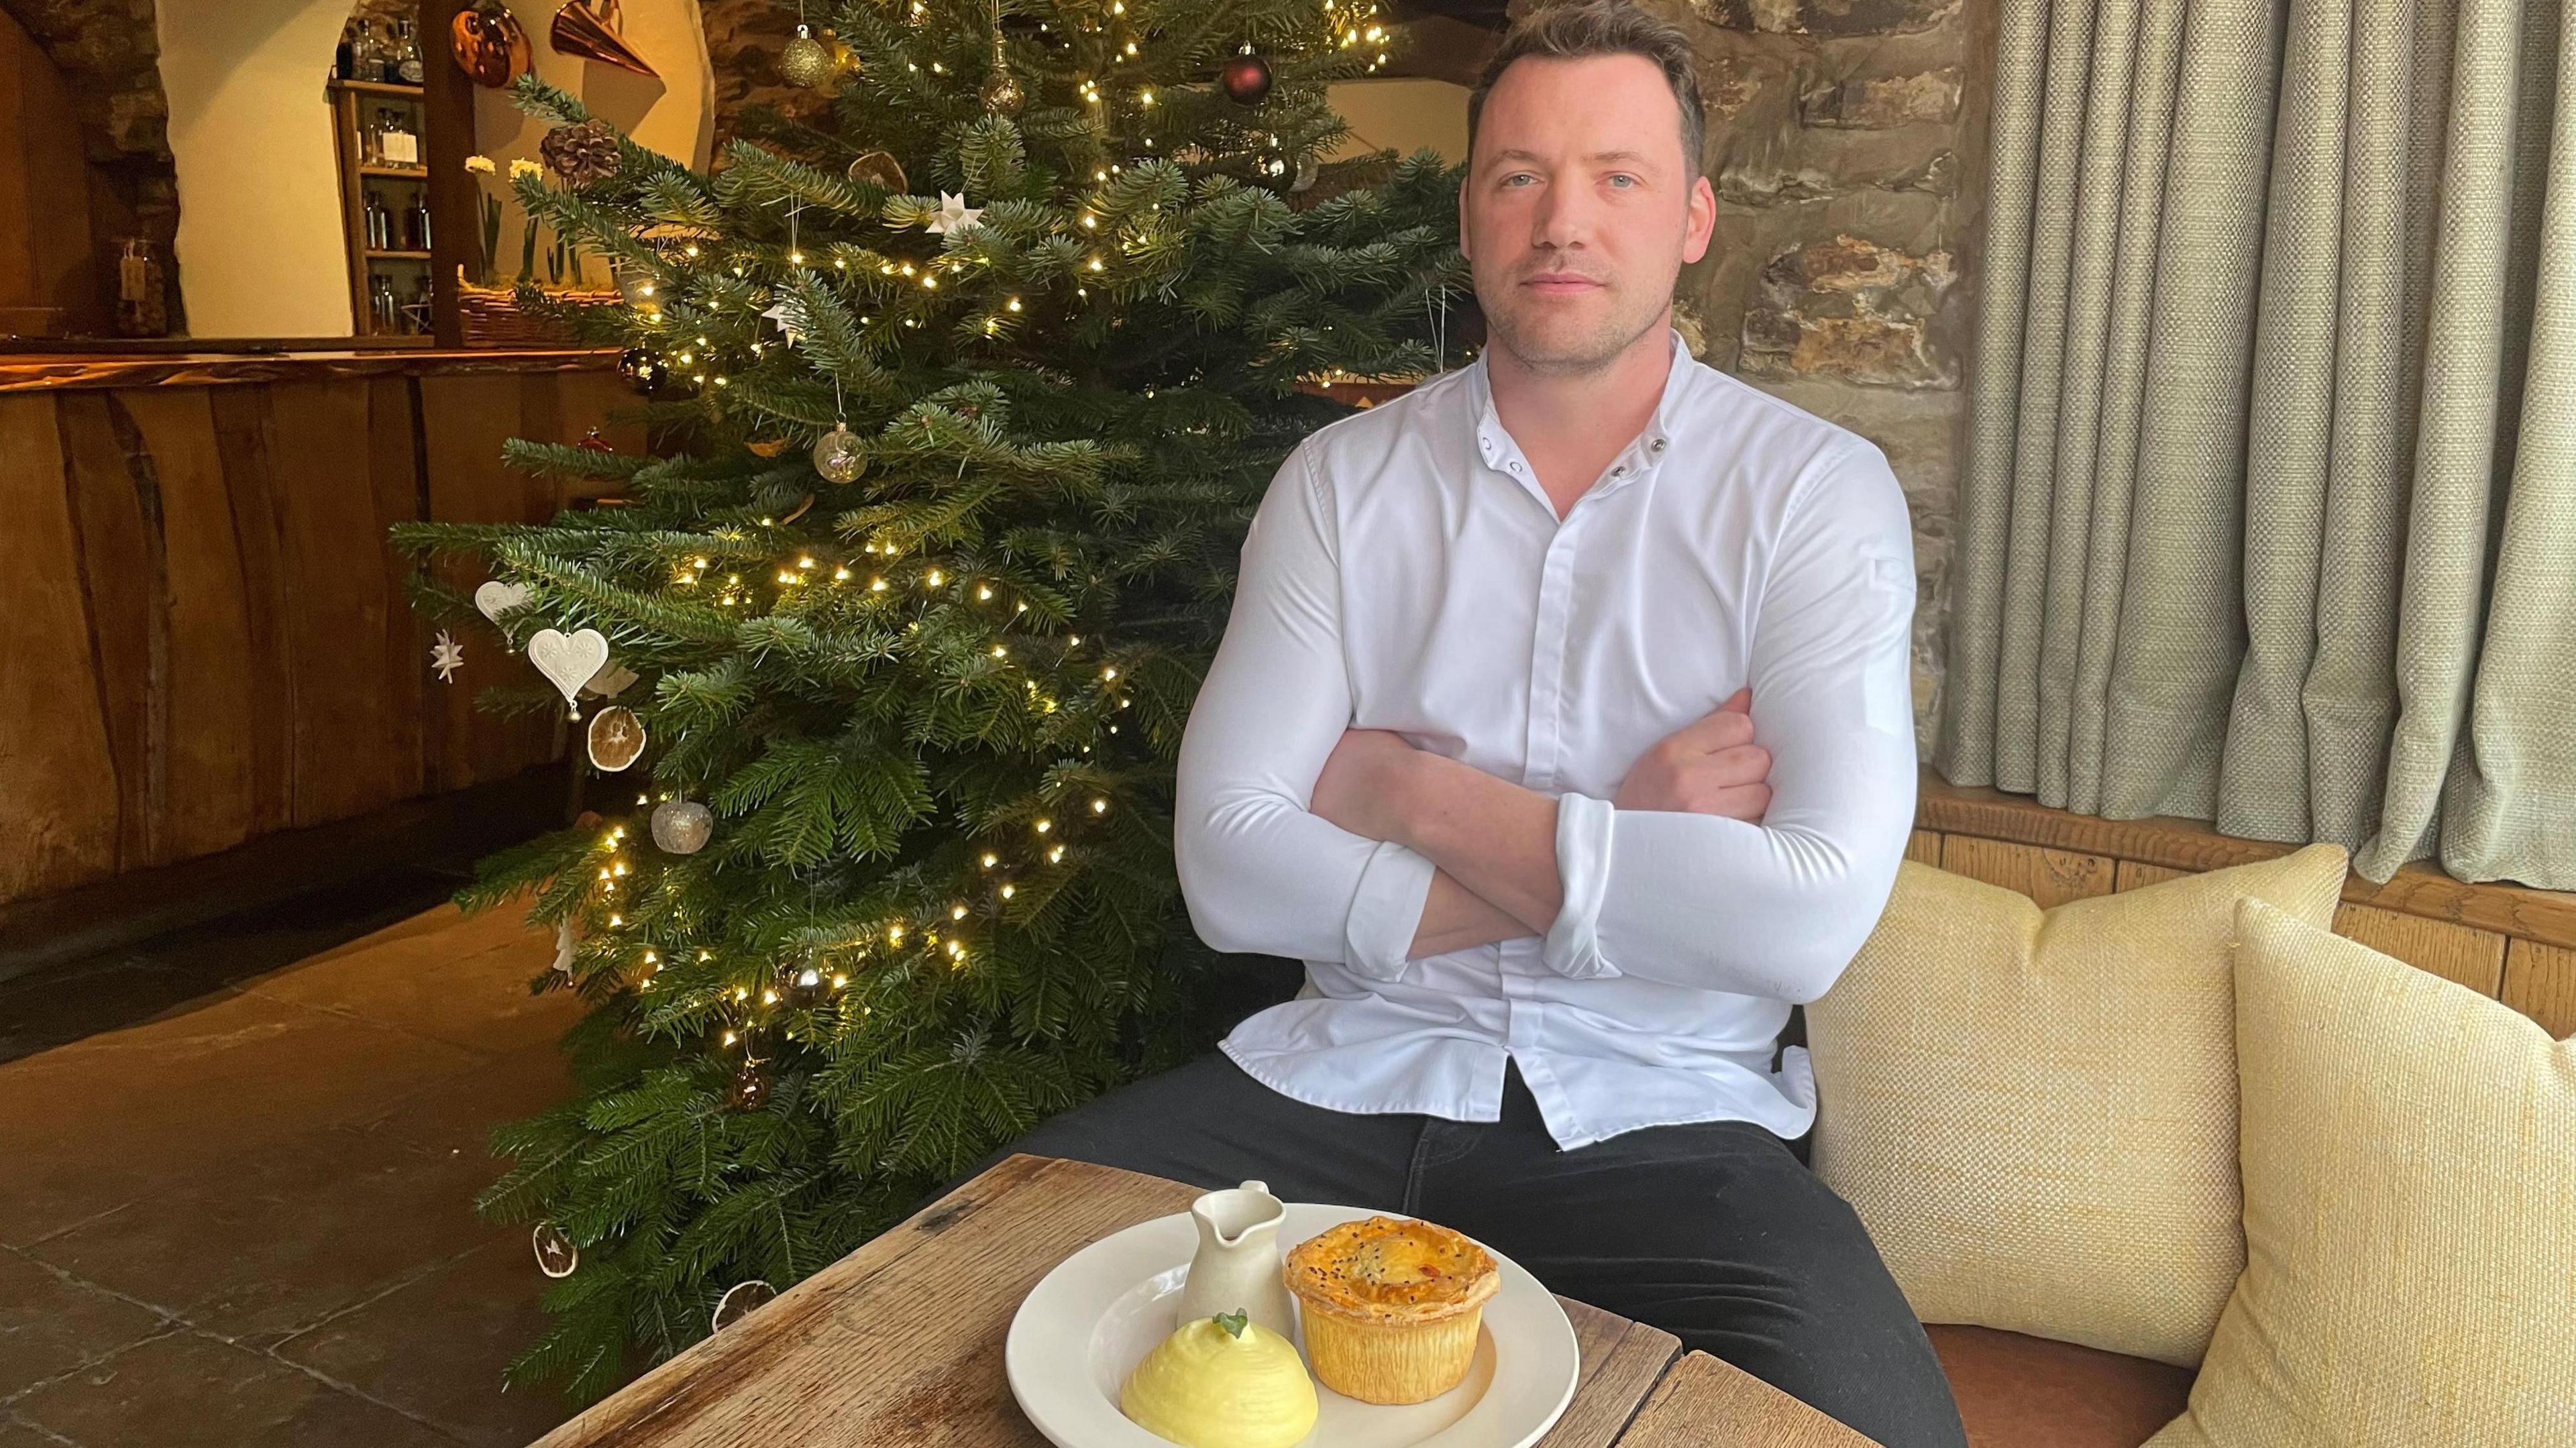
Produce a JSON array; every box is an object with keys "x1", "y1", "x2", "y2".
[
  {"x1": 335, "y1": 19, "x2": 356, "y2": 80},
  {"x1": 409, "y1": 197, "x2": 433, "y2": 253},
  {"x1": 394, "y1": 20, "x2": 426, "y2": 85},
  {"x1": 370, "y1": 272, "x2": 399, "y2": 333},
  {"x1": 363, "y1": 190, "x2": 386, "y2": 250},
  {"x1": 352, "y1": 19, "x2": 384, "y2": 85}
]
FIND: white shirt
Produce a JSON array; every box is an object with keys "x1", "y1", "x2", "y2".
[{"x1": 1174, "y1": 327, "x2": 1919, "y2": 1150}]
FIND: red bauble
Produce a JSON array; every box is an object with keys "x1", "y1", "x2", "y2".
[{"x1": 1219, "y1": 52, "x2": 1273, "y2": 106}]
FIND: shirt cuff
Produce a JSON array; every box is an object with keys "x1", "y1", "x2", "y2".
[
  {"x1": 1343, "y1": 838, "x2": 1436, "y2": 981},
  {"x1": 1543, "y1": 791, "x2": 1621, "y2": 979}
]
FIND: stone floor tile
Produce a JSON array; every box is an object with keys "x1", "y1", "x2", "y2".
[
  {"x1": 13, "y1": 1332, "x2": 460, "y2": 1448},
  {"x1": 0, "y1": 1250, "x2": 166, "y2": 1401},
  {"x1": 237, "y1": 905, "x2": 578, "y2": 1057},
  {"x1": 25, "y1": 1127, "x2": 500, "y2": 1349},
  {"x1": 0, "y1": 993, "x2": 482, "y2": 1248},
  {"x1": 0, "y1": 1411, "x2": 79, "y2": 1447},
  {"x1": 347, "y1": 1046, "x2": 578, "y2": 1164},
  {"x1": 274, "y1": 1237, "x2": 579, "y2": 1447}
]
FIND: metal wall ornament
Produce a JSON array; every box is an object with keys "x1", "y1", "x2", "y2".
[
  {"x1": 450, "y1": 3, "x2": 532, "y2": 88},
  {"x1": 550, "y1": 0, "x2": 657, "y2": 78}
]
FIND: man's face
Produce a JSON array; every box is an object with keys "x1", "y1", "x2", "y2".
[{"x1": 1460, "y1": 53, "x2": 1715, "y2": 376}]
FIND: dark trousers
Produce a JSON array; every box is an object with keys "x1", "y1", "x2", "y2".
[{"x1": 964, "y1": 1051, "x2": 1968, "y2": 1448}]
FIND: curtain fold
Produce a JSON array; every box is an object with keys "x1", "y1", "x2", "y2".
[{"x1": 1938, "y1": 0, "x2": 2576, "y2": 885}]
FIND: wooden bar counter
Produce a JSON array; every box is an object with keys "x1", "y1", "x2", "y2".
[{"x1": 0, "y1": 345, "x2": 635, "y2": 911}]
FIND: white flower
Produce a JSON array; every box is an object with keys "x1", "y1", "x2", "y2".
[
  {"x1": 464, "y1": 154, "x2": 497, "y2": 175},
  {"x1": 509, "y1": 158, "x2": 543, "y2": 180}
]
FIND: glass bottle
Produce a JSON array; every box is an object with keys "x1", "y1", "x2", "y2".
[
  {"x1": 395, "y1": 20, "x2": 425, "y2": 85},
  {"x1": 352, "y1": 19, "x2": 384, "y2": 85},
  {"x1": 370, "y1": 272, "x2": 398, "y2": 333},
  {"x1": 335, "y1": 19, "x2": 356, "y2": 80}
]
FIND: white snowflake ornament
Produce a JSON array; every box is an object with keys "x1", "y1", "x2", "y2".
[
  {"x1": 431, "y1": 630, "x2": 465, "y2": 682},
  {"x1": 760, "y1": 295, "x2": 808, "y2": 345},
  {"x1": 925, "y1": 190, "x2": 983, "y2": 237}
]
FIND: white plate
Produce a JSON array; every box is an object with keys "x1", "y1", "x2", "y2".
[{"x1": 1007, "y1": 1203, "x2": 1579, "y2": 1448}]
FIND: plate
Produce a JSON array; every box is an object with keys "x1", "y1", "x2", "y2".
[{"x1": 1007, "y1": 1203, "x2": 1579, "y2": 1448}]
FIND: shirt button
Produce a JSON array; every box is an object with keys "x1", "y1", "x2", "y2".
[
  {"x1": 1651, "y1": 439, "x2": 1666, "y2": 452},
  {"x1": 1613, "y1": 465, "x2": 1627, "y2": 476}
]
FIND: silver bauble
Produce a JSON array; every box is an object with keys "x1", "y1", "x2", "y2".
[
  {"x1": 812, "y1": 423, "x2": 866, "y2": 483},
  {"x1": 650, "y1": 798, "x2": 713, "y2": 854},
  {"x1": 779, "y1": 25, "x2": 834, "y2": 89},
  {"x1": 1291, "y1": 152, "x2": 1320, "y2": 193}
]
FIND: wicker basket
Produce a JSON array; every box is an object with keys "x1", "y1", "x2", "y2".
[{"x1": 456, "y1": 280, "x2": 619, "y2": 347}]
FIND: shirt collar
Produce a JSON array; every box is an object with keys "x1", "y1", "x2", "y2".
[{"x1": 1465, "y1": 325, "x2": 1692, "y2": 488}]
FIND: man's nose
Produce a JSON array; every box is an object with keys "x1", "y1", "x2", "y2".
[{"x1": 1529, "y1": 177, "x2": 1593, "y2": 252}]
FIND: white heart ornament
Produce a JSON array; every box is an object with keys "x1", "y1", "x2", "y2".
[
  {"x1": 474, "y1": 580, "x2": 533, "y2": 624},
  {"x1": 527, "y1": 628, "x2": 611, "y2": 710}
]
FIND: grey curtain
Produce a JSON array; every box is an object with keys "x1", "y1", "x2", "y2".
[{"x1": 1937, "y1": 0, "x2": 2576, "y2": 886}]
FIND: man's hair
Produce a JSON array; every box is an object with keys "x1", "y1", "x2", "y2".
[{"x1": 1464, "y1": 1, "x2": 1707, "y2": 179}]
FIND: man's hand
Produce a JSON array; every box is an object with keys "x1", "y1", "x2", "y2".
[
  {"x1": 1614, "y1": 687, "x2": 1772, "y2": 822},
  {"x1": 1310, "y1": 727, "x2": 1421, "y2": 843}
]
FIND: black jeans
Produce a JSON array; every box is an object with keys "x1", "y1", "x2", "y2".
[{"x1": 964, "y1": 1052, "x2": 1967, "y2": 1448}]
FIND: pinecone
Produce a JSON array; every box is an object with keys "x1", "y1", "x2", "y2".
[{"x1": 541, "y1": 118, "x2": 623, "y2": 188}]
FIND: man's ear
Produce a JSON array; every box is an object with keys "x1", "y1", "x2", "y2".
[
  {"x1": 1456, "y1": 178, "x2": 1472, "y2": 262},
  {"x1": 1681, "y1": 174, "x2": 1716, "y2": 266}
]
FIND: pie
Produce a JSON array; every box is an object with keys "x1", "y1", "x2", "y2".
[{"x1": 1282, "y1": 1215, "x2": 1501, "y2": 1404}]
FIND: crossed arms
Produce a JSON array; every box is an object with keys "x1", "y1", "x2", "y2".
[{"x1": 1172, "y1": 439, "x2": 1921, "y2": 1005}]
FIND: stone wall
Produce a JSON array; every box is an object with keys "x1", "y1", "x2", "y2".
[
  {"x1": 1657, "y1": 0, "x2": 1991, "y2": 756},
  {"x1": 0, "y1": 0, "x2": 182, "y2": 332}
]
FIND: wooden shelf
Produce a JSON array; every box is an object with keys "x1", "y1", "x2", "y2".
[
  {"x1": 358, "y1": 164, "x2": 427, "y2": 179},
  {"x1": 328, "y1": 76, "x2": 424, "y2": 98},
  {"x1": 364, "y1": 249, "x2": 433, "y2": 260}
]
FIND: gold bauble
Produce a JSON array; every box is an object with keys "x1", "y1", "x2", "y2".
[
  {"x1": 980, "y1": 66, "x2": 1024, "y2": 115},
  {"x1": 779, "y1": 25, "x2": 834, "y2": 88}
]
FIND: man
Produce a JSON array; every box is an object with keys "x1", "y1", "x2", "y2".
[{"x1": 987, "y1": 2, "x2": 1962, "y2": 1441}]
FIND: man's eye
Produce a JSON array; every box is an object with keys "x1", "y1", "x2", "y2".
[
  {"x1": 1504, "y1": 173, "x2": 1536, "y2": 186},
  {"x1": 1608, "y1": 174, "x2": 1638, "y2": 188}
]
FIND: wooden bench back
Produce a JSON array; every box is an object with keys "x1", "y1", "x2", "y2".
[{"x1": 1913, "y1": 771, "x2": 2575, "y2": 1037}]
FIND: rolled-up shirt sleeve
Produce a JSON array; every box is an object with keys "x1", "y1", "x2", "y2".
[
  {"x1": 1540, "y1": 438, "x2": 1919, "y2": 1002},
  {"x1": 1174, "y1": 442, "x2": 1437, "y2": 980}
]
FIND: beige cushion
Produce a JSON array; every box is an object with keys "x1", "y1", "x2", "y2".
[
  {"x1": 1808, "y1": 844, "x2": 2349, "y2": 1366},
  {"x1": 2146, "y1": 899, "x2": 2576, "y2": 1447}
]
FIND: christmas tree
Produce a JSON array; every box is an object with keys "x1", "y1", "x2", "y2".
[{"x1": 391, "y1": 0, "x2": 1463, "y2": 1404}]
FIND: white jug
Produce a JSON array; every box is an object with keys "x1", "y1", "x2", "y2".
[{"x1": 1175, "y1": 1179, "x2": 1297, "y2": 1341}]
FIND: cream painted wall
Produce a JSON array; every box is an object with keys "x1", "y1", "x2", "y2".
[
  {"x1": 1323, "y1": 78, "x2": 1470, "y2": 167},
  {"x1": 158, "y1": 0, "x2": 360, "y2": 337},
  {"x1": 154, "y1": 0, "x2": 715, "y2": 335},
  {"x1": 472, "y1": 0, "x2": 715, "y2": 289}
]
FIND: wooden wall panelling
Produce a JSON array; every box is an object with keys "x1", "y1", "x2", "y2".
[
  {"x1": 419, "y1": 372, "x2": 561, "y2": 792},
  {"x1": 2330, "y1": 903, "x2": 2508, "y2": 997},
  {"x1": 369, "y1": 376, "x2": 428, "y2": 801},
  {"x1": 2501, "y1": 940, "x2": 2576, "y2": 1038},
  {"x1": 55, "y1": 392, "x2": 162, "y2": 869},
  {"x1": 2114, "y1": 860, "x2": 2192, "y2": 893},
  {"x1": 1939, "y1": 836, "x2": 2116, "y2": 909},
  {"x1": 120, "y1": 388, "x2": 258, "y2": 862},
  {"x1": 266, "y1": 380, "x2": 405, "y2": 826},
  {"x1": 0, "y1": 13, "x2": 101, "y2": 335},
  {"x1": 0, "y1": 394, "x2": 118, "y2": 897},
  {"x1": 207, "y1": 386, "x2": 297, "y2": 838},
  {"x1": 1905, "y1": 830, "x2": 1941, "y2": 867}
]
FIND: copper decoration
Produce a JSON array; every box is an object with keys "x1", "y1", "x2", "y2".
[
  {"x1": 450, "y1": 3, "x2": 532, "y2": 89},
  {"x1": 550, "y1": 0, "x2": 657, "y2": 78}
]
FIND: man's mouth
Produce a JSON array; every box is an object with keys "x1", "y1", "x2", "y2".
[{"x1": 1522, "y1": 272, "x2": 1604, "y2": 293}]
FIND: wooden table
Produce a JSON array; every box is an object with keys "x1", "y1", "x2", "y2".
[{"x1": 530, "y1": 1154, "x2": 1873, "y2": 1447}]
